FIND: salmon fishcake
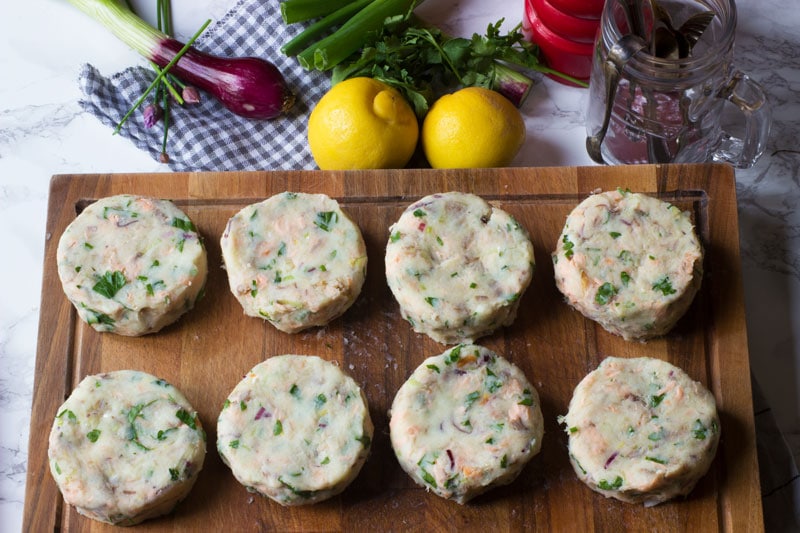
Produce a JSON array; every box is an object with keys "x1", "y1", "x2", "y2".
[
  {"x1": 220, "y1": 192, "x2": 367, "y2": 333},
  {"x1": 553, "y1": 189, "x2": 703, "y2": 341},
  {"x1": 385, "y1": 192, "x2": 534, "y2": 345},
  {"x1": 57, "y1": 194, "x2": 207, "y2": 336},
  {"x1": 560, "y1": 357, "x2": 720, "y2": 506},
  {"x1": 48, "y1": 370, "x2": 206, "y2": 525},
  {"x1": 389, "y1": 344, "x2": 543, "y2": 504},
  {"x1": 216, "y1": 355, "x2": 373, "y2": 505}
]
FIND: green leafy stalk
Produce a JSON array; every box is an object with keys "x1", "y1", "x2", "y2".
[
  {"x1": 297, "y1": 0, "x2": 419, "y2": 70},
  {"x1": 282, "y1": 0, "x2": 375, "y2": 56},
  {"x1": 281, "y1": 0, "x2": 362, "y2": 24}
]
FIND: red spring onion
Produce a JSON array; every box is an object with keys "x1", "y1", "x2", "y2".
[{"x1": 68, "y1": 0, "x2": 295, "y2": 120}]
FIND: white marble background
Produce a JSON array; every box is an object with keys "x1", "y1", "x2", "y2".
[{"x1": 1, "y1": 0, "x2": 799, "y2": 530}]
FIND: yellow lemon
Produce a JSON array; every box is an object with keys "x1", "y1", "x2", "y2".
[
  {"x1": 308, "y1": 77, "x2": 419, "y2": 170},
  {"x1": 422, "y1": 87, "x2": 526, "y2": 169}
]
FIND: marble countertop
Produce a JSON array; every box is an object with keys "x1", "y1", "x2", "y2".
[{"x1": 1, "y1": 0, "x2": 799, "y2": 530}]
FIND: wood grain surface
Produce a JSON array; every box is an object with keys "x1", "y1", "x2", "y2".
[{"x1": 24, "y1": 164, "x2": 763, "y2": 532}]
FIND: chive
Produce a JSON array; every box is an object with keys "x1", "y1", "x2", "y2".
[
  {"x1": 223, "y1": 399, "x2": 231, "y2": 409},
  {"x1": 412, "y1": 208, "x2": 426, "y2": 217},
  {"x1": 609, "y1": 231, "x2": 622, "y2": 239},
  {"x1": 390, "y1": 231, "x2": 403, "y2": 243},
  {"x1": 436, "y1": 235, "x2": 444, "y2": 246},
  {"x1": 290, "y1": 384, "x2": 301, "y2": 398},
  {"x1": 646, "y1": 456, "x2": 667, "y2": 465},
  {"x1": 620, "y1": 271, "x2": 631, "y2": 286},
  {"x1": 321, "y1": 456, "x2": 331, "y2": 465},
  {"x1": 274, "y1": 420, "x2": 283, "y2": 436},
  {"x1": 469, "y1": 282, "x2": 477, "y2": 289},
  {"x1": 229, "y1": 439, "x2": 240, "y2": 448},
  {"x1": 83, "y1": 242, "x2": 94, "y2": 250},
  {"x1": 426, "y1": 364, "x2": 440, "y2": 373},
  {"x1": 169, "y1": 467, "x2": 180, "y2": 481},
  {"x1": 425, "y1": 296, "x2": 438, "y2": 306},
  {"x1": 500, "y1": 454, "x2": 508, "y2": 468},
  {"x1": 86, "y1": 429, "x2": 101, "y2": 443},
  {"x1": 569, "y1": 426, "x2": 578, "y2": 434}
]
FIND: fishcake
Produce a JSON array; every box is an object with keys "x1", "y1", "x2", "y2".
[
  {"x1": 385, "y1": 192, "x2": 534, "y2": 344},
  {"x1": 56, "y1": 194, "x2": 207, "y2": 336},
  {"x1": 389, "y1": 344, "x2": 543, "y2": 504},
  {"x1": 216, "y1": 355, "x2": 373, "y2": 505},
  {"x1": 220, "y1": 192, "x2": 367, "y2": 333},
  {"x1": 48, "y1": 370, "x2": 206, "y2": 526},
  {"x1": 553, "y1": 189, "x2": 703, "y2": 341},
  {"x1": 561, "y1": 357, "x2": 720, "y2": 506}
]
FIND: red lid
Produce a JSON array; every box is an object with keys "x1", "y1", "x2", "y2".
[
  {"x1": 523, "y1": 0, "x2": 594, "y2": 85},
  {"x1": 544, "y1": 0, "x2": 604, "y2": 19},
  {"x1": 528, "y1": 0, "x2": 600, "y2": 43}
]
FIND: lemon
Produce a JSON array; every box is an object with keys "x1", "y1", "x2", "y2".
[
  {"x1": 422, "y1": 87, "x2": 526, "y2": 169},
  {"x1": 307, "y1": 77, "x2": 419, "y2": 170}
]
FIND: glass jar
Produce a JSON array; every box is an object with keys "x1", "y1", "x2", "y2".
[{"x1": 585, "y1": 0, "x2": 771, "y2": 167}]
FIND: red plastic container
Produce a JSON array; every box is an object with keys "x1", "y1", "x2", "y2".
[
  {"x1": 529, "y1": 0, "x2": 600, "y2": 43},
  {"x1": 522, "y1": 0, "x2": 595, "y2": 85},
  {"x1": 545, "y1": 0, "x2": 604, "y2": 19}
]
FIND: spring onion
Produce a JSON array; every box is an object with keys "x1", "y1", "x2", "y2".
[{"x1": 68, "y1": 0, "x2": 295, "y2": 119}]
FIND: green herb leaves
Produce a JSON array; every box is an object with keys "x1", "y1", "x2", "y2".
[
  {"x1": 172, "y1": 217, "x2": 197, "y2": 233},
  {"x1": 597, "y1": 476, "x2": 623, "y2": 490},
  {"x1": 562, "y1": 234, "x2": 575, "y2": 259},
  {"x1": 652, "y1": 276, "x2": 677, "y2": 296},
  {"x1": 595, "y1": 282, "x2": 618, "y2": 305},
  {"x1": 314, "y1": 211, "x2": 339, "y2": 232},
  {"x1": 93, "y1": 271, "x2": 128, "y2": 299}
]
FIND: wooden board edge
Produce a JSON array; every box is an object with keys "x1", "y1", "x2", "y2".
[
  {"x1": 688, "y1": 164, "x2": 764, "y2": 531},
  {"x1": 23, "y1": 175, "x2": 76, "y2": 531}
]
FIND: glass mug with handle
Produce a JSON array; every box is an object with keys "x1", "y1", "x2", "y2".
[{"x1": 585, "y1": 0, "x2": 771, "y2": 168}]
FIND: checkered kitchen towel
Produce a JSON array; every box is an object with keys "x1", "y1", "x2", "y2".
[{"x1": 79, "y1": 0, "x2": 328, "y2": 171}]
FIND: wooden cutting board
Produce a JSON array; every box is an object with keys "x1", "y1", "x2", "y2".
[{"x1": 24, "y1": 164, "x2": 763, "y2": 532}]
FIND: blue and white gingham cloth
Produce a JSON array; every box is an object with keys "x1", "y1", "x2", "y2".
[{"x1": 79, "y1": 0, "x2": 327, "y2": 171}]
